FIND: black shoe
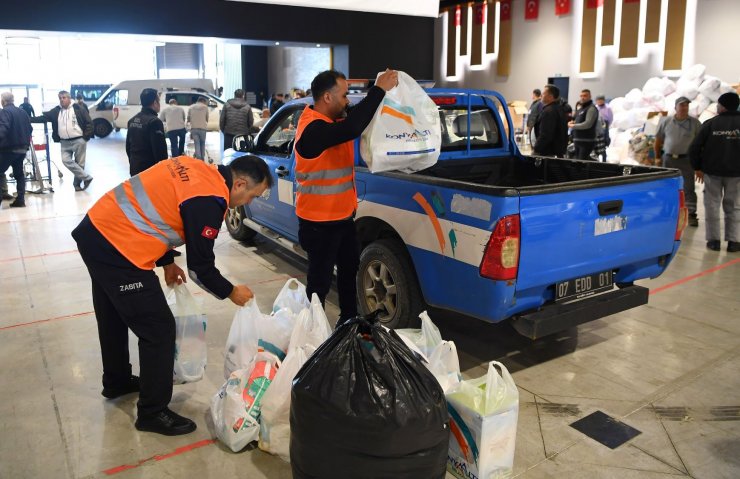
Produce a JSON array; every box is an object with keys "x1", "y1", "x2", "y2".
[
  {"x1": 728, "y1": 241, "x2": 740, "y2": 253},
  {"x1": 1, "y1": 193, "x2": 13, "y2": 200},
  {"x1": 74, "y1": 185, "x2": 83, "y2": 192},
  {"x1": 9, "y1": 200, "x2": 25, "y2": 208},
  {"x1": 83, "y1": 177, "x2": 93, "y2": 190},
  {"x1": 135, "y1": 408, "x2": 197, "y2": 436},
  {"x1": 688, "y1": 214, "x2": 698, "y2": 227},
  {"x1": 706, "y1": 240, "x2": 721, "y2": 251},
  {"x1": 172, "y1": 250, "x2": 182, "y2": 257},
  {"x1": 102, "y1": 375, "x2": 140, "y2": 399}
]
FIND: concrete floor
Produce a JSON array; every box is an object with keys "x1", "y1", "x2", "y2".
[{"x1": 1, "y1": 132, "x2": 738, "y2": 479}]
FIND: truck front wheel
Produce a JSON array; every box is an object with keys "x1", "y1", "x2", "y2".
[
  {"x1": 93, "y1": 119, "x2": 112, "y2": 138},
  {"x1": 225, "y1": 207, "x2": 257, "y2": 241},
  {"x1": 357, "y1": 239, "x2": 424, "y2": 329}
]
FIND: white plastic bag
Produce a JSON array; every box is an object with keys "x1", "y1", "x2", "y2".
[
  {"x1": 446, "y1": 361, "x2": 519, "y2": 479},
  {"x1": 272, "y1": 278, "x2": 310, "y2": 314},
  {"x1": 360, "y1": 71, "x2": 441, "y2": 173},
  {"x1": 166, "y1": 283, "x2": 207, "y2": 384},
  {"x1": 395, "y1": 310, "x2": 443, "y2": 358},
  {"x1": 287, "y1": 294, "x2": 332, "y2": 352}
]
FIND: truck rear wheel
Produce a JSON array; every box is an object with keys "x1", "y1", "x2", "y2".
[
  {"x1": 226, "y1": 207, "x2": 257, "y2": 241},
  {"x1": 93, "y1": 119, "x2": 112, "y2": 138},
  {"x1": 357, "y1": 239, "x2": 424, "y2": 329}
]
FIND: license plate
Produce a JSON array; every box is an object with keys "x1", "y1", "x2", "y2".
[{"x1": 555, "y1": 271, "x2": 613, "y2": 303}]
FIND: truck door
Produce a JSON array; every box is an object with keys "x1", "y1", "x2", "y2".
[{"x1": 247, "y1": 104, "x2": 303, "y2": 241}]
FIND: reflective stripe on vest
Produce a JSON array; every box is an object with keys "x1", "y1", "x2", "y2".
[
  {"x1": 294, "y1": 105, "x2": 357, "y2": 221},
  {"x1": 88, "y1": 156, "x2": 229, "y2": 270}
]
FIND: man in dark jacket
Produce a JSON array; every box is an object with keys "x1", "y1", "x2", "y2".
[
  {"x1": 568, "y1": 89, "x2": 599, "y2": 161},
  {"x1": 534, "y1": 85, "x2": 568, "y2": 158},
  {"x1": 0, "y1": 92, "x2": 33, "y2": 207},
  {"x1": 689, "y1": 92, "x2": 740, "y2": 253},
  {"x1": 32, "y1": 90, "x2": 94, "y2": 191},
  {"x1": 220, "y1": 89, "x2": 254, "y2": 151},
  {"x1": 126, "y1": 89, "x2": 168, "y2": 176},
  {"x1": 20, "y1": 97, "x2": 35, "y2": 117}
]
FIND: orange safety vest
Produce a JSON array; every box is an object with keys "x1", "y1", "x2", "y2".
[
  {"x1": 88, "y1": 156, "x2": 230, "y2": 270},
  {"x1": 294, "y1": 105, "x2": 356, "y2": 221}
]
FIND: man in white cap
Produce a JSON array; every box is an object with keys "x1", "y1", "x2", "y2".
[{"x1": 654, "y1": 96, "x2": 702, "y2": 226}]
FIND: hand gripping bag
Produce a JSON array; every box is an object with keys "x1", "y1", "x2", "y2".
[
  {"x1": 360, "y1": 71, "x2": 441, "y2": 173},
  {"x1": 166, "y1": 283, "x2": 207, "y2": 384},
  {"x1": 290, "y1": 313, "x2": 449, "y2": 479}
]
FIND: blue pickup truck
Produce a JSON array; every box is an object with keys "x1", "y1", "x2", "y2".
[{"x1": 224, "y1": 89, "x2": 688, "y2": 338}]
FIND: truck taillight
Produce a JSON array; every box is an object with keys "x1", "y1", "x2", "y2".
[
  {"x1": 675, "y1": 190, "x2": 688, "y2": 240},
  {"x1": 480, "y1": 214, "x2": 520, "y2": 281}
]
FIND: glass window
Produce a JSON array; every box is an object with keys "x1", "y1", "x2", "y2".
[
  {"x1": 111, "y1": 89, "x2": 129, "y2": 106},
  {"x1": 258, "y1": 108, "x2": 302, "y2": 155},
  {"x1": 439, "y1": 106, "x2": 501, "y2": 150}
]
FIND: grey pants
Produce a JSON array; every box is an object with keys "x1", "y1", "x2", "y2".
[
  {"x1": 664, "y1": 156, "x2": 696, "y2": 215},
  {"x1": 190, "y1": 129, "x2": 206, "y2": 160},
  {"x1": 703, "y1": 174, "x2": 740, "y2": 243},
  {"x1": 60, "y1": 137, "x2": 91, "y2": 184}
]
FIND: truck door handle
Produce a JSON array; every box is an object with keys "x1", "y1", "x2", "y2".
[
  {"x1": 598, "y1": 200, "x2": 623, "y2": 216},
  {"x1": 275, "y1": 166, "x2": 289, "y2": 178}
]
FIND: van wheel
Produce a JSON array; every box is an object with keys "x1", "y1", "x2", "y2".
[
  {"x1": 357, "y1": 239, "x2": 424, "y2": 329},
  {"x1": 226, "y1": 207, "x2": 256, "y2": 241},
  {"x1": 93, "y1": 119, "x2": 112, "y2": 138}
]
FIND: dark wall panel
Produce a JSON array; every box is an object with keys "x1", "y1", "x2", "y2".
[
  {"x1": 0, "y1": 0, "x2": 434, "y2": 79},
  {"x1": 242, "y1": 46, "x2": 268, "y2": 107}
]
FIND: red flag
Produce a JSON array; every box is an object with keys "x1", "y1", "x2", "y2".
[
  {"x1": 454, "y1": 5, "x2": 461, "y2": 27},
  {"x1": 587, "y1": 0, "x2": 604, "y2": 8},
  {"x1": 525, "y1": 0, "x2": 539, "y2": 20},
  {"x1": 474, "y1": 3, "x2": 485, "y2": 25},
  {"x1": 500, "y1": 0, "x2": 512, "y2": 21},
  {"x1": 555, "y1": 0, "x2": 570, "y2": 16}
]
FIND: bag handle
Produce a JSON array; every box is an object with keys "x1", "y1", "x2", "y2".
[{"x1": 484, "y1": 360, "x2": 518, "y2": 414}]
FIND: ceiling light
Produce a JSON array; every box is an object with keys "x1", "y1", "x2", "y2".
[{"x1": 275, "y1": 41, "x2": 280, "y2": 45}]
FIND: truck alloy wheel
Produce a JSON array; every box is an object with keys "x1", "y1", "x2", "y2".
[{"x1": 225, "y1": 207, "x2": 257, "y2": 241}]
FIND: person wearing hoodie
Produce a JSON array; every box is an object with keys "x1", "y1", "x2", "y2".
[{"x1": 220, "y1": 89, "x2": 254, "y2": 151}]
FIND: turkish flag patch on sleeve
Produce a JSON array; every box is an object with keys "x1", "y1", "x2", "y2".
[{"x1": 201, "y1": 225, "x2": 219, "y2": 239}]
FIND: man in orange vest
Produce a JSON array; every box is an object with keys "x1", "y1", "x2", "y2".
[
  {"x1": 71, "y1": 155, "x2": 271, "y2": 436},
  {"x1": 294, "y1": 69, "x2": 398, "y2": 325}
]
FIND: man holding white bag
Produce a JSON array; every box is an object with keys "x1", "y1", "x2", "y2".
[{"x1": 294, "y1": 68, "x2": 398, "y2": 325}]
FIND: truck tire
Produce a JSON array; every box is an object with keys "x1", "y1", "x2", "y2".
[
  {"x1": 357, "y1": 239, "x2": 425, "y2": 329},
  {"x1": 93, "y1": 119, "x2": 112, "y2": 138},
  {"x1": 225, "y1": 207, "x2": 257, "y2": 241}
]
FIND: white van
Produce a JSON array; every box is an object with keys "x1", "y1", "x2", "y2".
[{"x1": 88, "y1": 79, "x2": 215, "y2": 137}]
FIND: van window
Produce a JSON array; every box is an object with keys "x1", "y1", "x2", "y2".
[
  {"x1": 111, "y1": 89, "x2": 129, "y2": 106},
  {"x1": 165, "y1": 93, "x2": 199, "y2": 106},
  {"x1": 70, "y1": 84, "x2": 111, "y2": 103}
]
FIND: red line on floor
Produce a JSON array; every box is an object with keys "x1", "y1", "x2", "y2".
[
  {"x1": 0, "y1": 249, "x2": 79, "y2": 264},
  {"x1": 0, "y1": 311, "x2": 94, "y2": 331},
  {"x1": 650, "y1": 257, "x2": 740, "y2": 295},
  {"x1": 102, "y1": 439, "x2": 216, "y2": 475}
]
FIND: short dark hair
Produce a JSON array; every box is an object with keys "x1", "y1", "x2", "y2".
[
  {"x1": 230, "y1": 154, "x2": 273, "y2": 188},
  {"x1": 533, "y1": 89, "x2": 541, "y2": 97},
  {"x1": 76, "y1": 93, "x2": 84, "y2": 100},
  {"x1": 311, "y1": 70, "x2": 346, "y2": 101},
  {"x1": 140, "y1": 88, "x2": 159, "y2": 107},
  {"x1": 544, "y1": 84, "x2": 560, "y2": 99},
  {"x1": 234, "y1": 89, "x2": 244, "y2": 98},
  {"x1": 581, "y1": 89, "x2": 591, "y2": 94}
]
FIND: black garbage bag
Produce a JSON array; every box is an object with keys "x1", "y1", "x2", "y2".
[{"x1": 290, "y1": 313, "x2": 449, "y2": 479}]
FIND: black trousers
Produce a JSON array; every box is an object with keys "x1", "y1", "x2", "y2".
[
  {"x1": 298, "y1": 217, "x2": 359, "y2": 321},
  {"x1": 223, "y1": 133, "x2": 235, "y2": 151},
  {"x1": 0, "y1": 152, "x2": 26, "y2": 203},
  {"x1": 167, "y1": 129, "x2": 186, "y2": 157},
  {"x1": 574, "y1": 141, "x2": 596, "y2": 161},
  {"x1": 72, "y1": 218, "x2": 175, "y2": 417}
]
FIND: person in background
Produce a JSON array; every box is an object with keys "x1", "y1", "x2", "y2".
[
  {"x1": 159, "y1": 98, "x2": 187, "y2": 157},
  {"x1": 294, "y1": 68, "x2": 398, "y2": 326},
  {"x1": 219, "y1": 89, "x2": 253, "y2": 151},
  {"x1": 188, "y1": 97, "x2": 209, "y2": 160},
  {"x1": 270, "y1": 93, "x2": 285, "y2": 115},
  {"x1": 654, "y1": 96, "x2": 702, "y2": 227},
  {"x1": 568, "y1": 89, "x2": 599, "y2": 161},
  {"x1": 533, "y1": 84, "x2": 568, "y2": 158},
  {"x1": 254, "y1": 109, "x2": 271, "y2": 130},
  {"x1": 71, "y1": 155, "x2": 271, "y2": 436},
  {"x1": 595, "y1": 95, "x2": 612, "y2": 161},
  {"x1": 526, "y1": 88, "x2": 542, "y2": 146},
  {"x1": 126, "y1": 89, "x2": 168, "y2": 176},
  {"x1": 689, "y1": 92, "x2": 740, "y2": 253},
  {"x1": 0, "y1": 92, "x2": 33, "y2": 208},
  {"x1": 76, "y1": 93, "x2": 89, "y2": 113},
  {"x1": 19, "y1": 97, "x2": 35, "y2": 117},
  {"x1": 32, "y1": 90, "x2": 94, "y2": 191}
]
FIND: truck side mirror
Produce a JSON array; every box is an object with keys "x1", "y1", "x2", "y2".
[{"x1": 233, "y1": 134, "x2": 254, "y2": 152}]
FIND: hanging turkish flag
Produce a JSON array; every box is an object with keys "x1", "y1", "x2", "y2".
[
  {"x1": 474, "y1": 3, "x2": 485, "y2": 25},
  {"x1": 454, "y1": 5, "x2": 461, "y2": 26},
  {"x1": 525, "y1": 0, "x2": 539, "y2": 20},
  {"x1": 500, "y1": 0, "x2": 512, "y2": 21},
  {"x1": 555, "y1": 0, "x2": 570, "y2": 16},
  {"x1": 587, "y1": 0, "x2": 604, "y2": 8}
]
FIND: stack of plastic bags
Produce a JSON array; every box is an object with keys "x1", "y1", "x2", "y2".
[{"x1": 210, "y1": 278, "x2": 332, "y2": 453}]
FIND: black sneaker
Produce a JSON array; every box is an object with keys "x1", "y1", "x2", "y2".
[
  {"x1": 706, "y1": 240, "x2": 721, "y2": 251},
  {"x1": 102, "y1": 375, "x2": 140, "y2": 399},
  {"x1": 1, "y1": 193, "x2": 13, "y2": 200},
  {"x1": 9, "y1": 200, "x2": 25, "y2": 208},
  {"x1": 83, "y1": 177, "x2": 93, "y2": 190},
  {"x1": 688, "y1": 214, "x2": 698, "y2": 227},
  {"x1": 728, "y1": 241, "x2": 740, "y2": 253},
  {"x1": 135, "y1": 408, "x2": 197, "y2": 436}
]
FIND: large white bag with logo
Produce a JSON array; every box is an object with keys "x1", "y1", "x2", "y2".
[
  {"x1": 360, "y1": 71, "x2": 441, "y2": 173},
  {"x1": 166, "y1": 283, "x2": 207, "y2": 384}
]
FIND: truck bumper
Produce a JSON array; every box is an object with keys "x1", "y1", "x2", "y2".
[{"x1": 510, "y1": 285, "x2": 649, "y2": 339}]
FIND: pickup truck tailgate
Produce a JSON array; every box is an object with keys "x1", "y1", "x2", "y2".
[{"x1": 516, "y1": 177, "x2": 681, "y2": 305}]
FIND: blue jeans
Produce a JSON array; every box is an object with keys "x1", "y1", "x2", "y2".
[
  {"x1": 190, "y1": 129, "x2": 206, "y2": 160},
  {"x1": 0, "y1": 151, "x2": 26, "y2": 203},
  {"x1": 167, "y1": 129, "x2": 186, "y2": 157}
]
